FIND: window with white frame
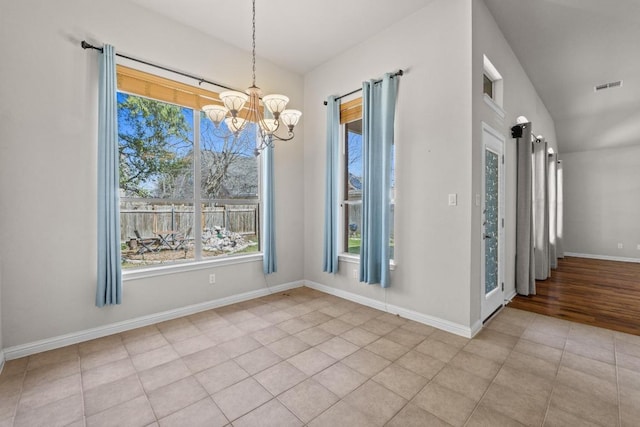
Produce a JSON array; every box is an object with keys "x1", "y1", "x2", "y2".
[
  {"x1": 117, "y1": 68, "x2": 260, "y2": 270},
  {"x1": 341, "y1": 118, "x2": 395, "y2": 259}
]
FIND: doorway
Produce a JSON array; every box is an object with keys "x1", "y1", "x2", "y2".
[{"x1": 481, "y1": 123, "x2": 505, "y2": 321}]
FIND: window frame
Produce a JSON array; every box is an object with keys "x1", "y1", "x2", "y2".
[{"x1": 117, "y1": 65, "x2": 263, "y2": 279}]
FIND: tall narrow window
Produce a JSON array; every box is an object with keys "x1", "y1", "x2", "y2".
[{"x1": 483, "y1": 74, "x2": 494, "y2": 99}]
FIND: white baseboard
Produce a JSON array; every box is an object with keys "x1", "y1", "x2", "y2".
[
  {"x1": 304, "y1": 280, "x2": 478, "y2": 338},
  {"x1": 564, "y1": 252, "x2": 640, "y2": 264},
  {"x1": 0, "y1": 350, "x2": 5, "y2": 375},
  {"x1": 3, "y1": 281, "x2": 303, "y2": 361},
  {"x1": 505, "y1": 290, "x2": 517, "y2": 302}
]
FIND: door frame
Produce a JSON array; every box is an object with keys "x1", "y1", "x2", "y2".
[{"x1": 481, "y1": 122, "x2": 506, "y2": 321}]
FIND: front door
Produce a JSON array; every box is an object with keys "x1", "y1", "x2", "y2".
[{"x1": 481, "y1": 123, "x2": 505, "y2": 321}]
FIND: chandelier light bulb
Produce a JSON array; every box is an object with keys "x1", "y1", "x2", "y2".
[{"x1": 202, "y1": 104, "x2": 228, "y2": 126}]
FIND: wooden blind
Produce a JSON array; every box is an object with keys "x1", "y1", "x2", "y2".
[
  {"x1": 340, "y1": 97, "x2": 363, "y2": 124},
  {"x1": 116, "y1": 65, "x2": 222, "y2": 110}
]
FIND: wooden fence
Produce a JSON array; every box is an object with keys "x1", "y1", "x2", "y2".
[{"x1": 120, "y1": 201, "x2": 258, "y2": 241}]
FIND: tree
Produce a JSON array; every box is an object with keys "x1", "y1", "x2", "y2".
[{"x1": 118, "y1": 94, "x2": 192, "y2": 197}]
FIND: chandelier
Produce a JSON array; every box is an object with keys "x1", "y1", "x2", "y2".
[{"x1": 202, "y1": 0, "x2": 301, "y2": 155}]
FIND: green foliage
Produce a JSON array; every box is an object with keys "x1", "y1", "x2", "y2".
[{"x1": 118, "y1": 95, "x2": 192, "y2": 197}]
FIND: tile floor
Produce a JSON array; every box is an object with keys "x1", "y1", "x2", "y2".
[{"x1": 1, "y1": 286, "x2": 640, "y2": 426}]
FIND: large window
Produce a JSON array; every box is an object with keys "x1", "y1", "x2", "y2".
[
  {"x1": 341, "y1": 119, "x2": 395, "y2": 259},
  {"x1": 118, "y1": 76, "x2": 260, "y2": 270}
]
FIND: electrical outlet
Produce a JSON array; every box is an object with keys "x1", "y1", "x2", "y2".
[
  {"x1": 209, "y1": 274, "x2": 216, "y2": 284},
  {"x1": 617, "y1": 243, "x2": 624, "y2": 249}
]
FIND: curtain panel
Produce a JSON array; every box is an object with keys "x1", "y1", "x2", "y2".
[
  {"x1": 359, "y1": 74, "x2": 398, "y2": 288},
  {"x1": 534, "y1": 137, "x2": 550, "y2": 280},
  {"x1": 515, "y1": 122, "x2": 535, "y2": 295},
  {"x1": 548, "y1": 153, "x2": 558, "y2": 269},
  {"x1": 323, "y1": 96, "x2": 340, "y2": 274},
  {"x1": 96, "y1": 44, "x2": 122, "y2": 307},
  {"x1": 263, "y1": 141, "x2": 277, "y2": 274}
]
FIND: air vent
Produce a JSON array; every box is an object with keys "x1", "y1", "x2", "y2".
[{"x1": 594, "y1": 80, "x2": 623, "y2": 92}]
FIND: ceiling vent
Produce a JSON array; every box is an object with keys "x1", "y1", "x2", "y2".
[{"x1": 594, "y1": 80, "x2": 623, "y2": 92}]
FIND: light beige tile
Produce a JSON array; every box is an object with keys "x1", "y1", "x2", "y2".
[
  {"x1": 27, "y1": 346, "x2": 78, "y2": 371},
  {"x1": 387, "y1": 403, "x2": 451, "y2": 427},
  {"x1": 343, "y1": 380, "x2": 407, "y2": 425},
  {"x1": 22, "y1": 359, "x2": 80, "y2": 391},
  {"x1": 619, "y1": 366, "x2": 640, "y2": 392},
  {"x1": 316, "y1": 336, "x2": 360, "y2": 360},
  {"x1": 294, "y1": 326, "x2": 333, "y2": 346},
  {"x1": 337, "y1": 310, "x2": 376, "y2": 326},
  {"x1": 213, "y1": 377, "x2": 272, "y2": 421},
  {"x1": 81, "y1": 345, "x2": 129, "y2": 372},
  {"x1": 182, "y1": 345, "x2": 229, "y2": 374},
  {"x1": 514, "y1": 338, "x2": 563, "y2": 363},
  {"x1": 400, "y1": 321, "x2": 437, "y2": 337},
  {"x1": 618, "y1": 352, "x2": 640, "y2": 373},
  {"x1": 158, "y1": 397, "x2": 227, "y2": 427},
  {"x1": 359, "y1": 318, "x2": 397, "y2": 336},
  {"x1": 481, "y1": 382, "x2": 549, "y2": 427},
  {"x1": 171, "y1": 334, "x2": 215, "y2": 357},
  {"x1": 433, "y1": 366, "x2": 490, "y2": 401},
  {"x1": 415, "y1": 338, "x2": 460, "y2": 363},
  {"x1": 277, "y1": 318, "x2": 313, "y2": 335},
  {"x1": 194, "y1": 360, "x2": 248, "y2": 395},
  {"x1": 217, "y1": 336, "x2": 262, "y2": 359},
  {"x1": 430, "y1": 330, "x2": 470, "y2": 349},
  {"x1": 251, "y1": 326, "x2": 288, "y2": 346},
  {"x1": 473, "y1": 329, "x2": 518, "y2": 350},
  {"x1": 543, "y1": 405, "x2": 601, "y2": 427},
  {"x1": 278, "y1": 379, "x2": 338, "y2": 423},
  {"x1": 317, "y1": 318, "x2": 353, "y2": 335},
  {"x1": 235, "y1": 317, "x2": 272, "y2": 333},
  {"x1": 549, "y1": 384, "x2": 618, "y2": 427},
  {"x1": 217, "y1": 309, "x2": 258, "y2": 325},
  {"x1": 233, "y1": 399, "x2": 302, "y2": 427},
  {"x1": 1, "y1": 357, "x2": 29, "y2": 377},
  {"x1": 124, "y1": 333, "x2": 169, "y2": 356},
  {"x1": 254, "y1": 361, "x2": 308, "y2": 396},
  {"x1": 463, "y1": 340, "x2": 511, "y2": 363},
  {"x1": 205, "y1": 324, "x2": 246, "y2": 343},
  {"x1": 376, "y1": 312, "x2": 406, "y2": 326},
  {"x1": 191, "y1": 316, "x2": 229, "y2": 333},
  {"x1": 565, "y1": 339, "x2": 615, "y2": 364},
  {"x1": 342, "y1": 349, "x2": 391, "y2": 377},
  {"x1": 340, "y1": 327, "x2": 380, "y2": 347},
  {"x1": 561, "y1": 351, "x2": 617, "y2": 382},
  {"x1": 138, "y1": 359, "x2": 191, "y2": 392},
  {"x1": 261, "y1": 309, "x2": 294, "y2": 324},
  {"x1": 79, "y1": 335, "x2": 124, "y2": 356},
  {"x1": 527, "y1": 317, "x2": 571, "y2": 338},
  {"x1": 520, "y1": 329, "x2": 566, "y2": 350},
  {"x1": 14, "y1": 393, "x2": 83, "y2": 427},
  {"x1": 83, "y1": 374, "x2": 143, "y2": 416},
  {"x1": 17, "y1": 372, "x2": 81, "y2": 412},
  {"x1": 373, "y1": 363, "x2": 428, "y2": 400},
  {"x1": 365, "y1": 337, "x2": 410, "y2": 361},
  {"x1": 568, "y1": 324, "x2": 614, "y2": 349},
  {"x1": 312, "y1": 362, "x2": 367, "y2": 398},
  {"x1": 121, "y1": 325, "x2": 160, "y2": 343},
  {"x1": 413, "y1": 382, "x2": 477, "y2": 426},
  {"x1": 148, "y1": 376, "x2": 208, "y2": 419},
  {"x1": 308, "y1": 401, "x2": 374, "y2": 427},
  {"x1": 288, "y1": 348, "x2": 337, "y2": 376},
  {"x1": 131, "y1": 345, "x2": 180, "y2": 372},
  {"x1": 298, "y1": 311, "x2": 333, "y2": 327},
  {"x1": 318, "y1": 303, "x2": 352, "y2": 318},
  {"x1": 285, "y1": 303, "x2": 315, "y2": 317},
  {"x1": 86, "y1": 394, "x2": 155, "y2": 427},
  {"x1": 485, "y1": 318, "x2": 526, "y2": 338},
  {"x1": 467, "y1": 403, "x2": 525, "y2": 427},
  {"x1": 234, "y1": 347, "x2": 281, "y2": 375},
  {"x1": 493, "y1": 365, "x2": 554, "y2": 401},
  {"x1": 82, "y1": 357, "x2": 136, "y2": 390},
  {"x1": 506, "y1": 350, "x2": 559, "y2": 382},
  {"x1": 267, "y1": 336, "x2": 310, "y2": 359},
  {"x1": 618, "y1": 339, "x2": 640, "y2": 358},
  {"x1": 384, "y1": 328, "x2": 426, "y2": 347},
  {"x1": 396, "y1": 350, "x2": 445, "y2": 379}
]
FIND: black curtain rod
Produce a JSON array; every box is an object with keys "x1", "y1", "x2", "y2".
[
  {"x1": 323, "y1": 70, "x2": 404, "y2": 105},
  {"x1": 80, "y1": 41, "x2": 239, "y2": 92}
]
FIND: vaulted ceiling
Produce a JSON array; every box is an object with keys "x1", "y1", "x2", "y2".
[{"x1": 129, "y1": 0, "x2": 640, "y2": 153}]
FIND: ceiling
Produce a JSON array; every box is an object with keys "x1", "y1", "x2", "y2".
[
  {"x1": 128, "y1": 0, "x2": 640, "y2": 153},
  {"x1": 484, "y1": 0, "x2": 640, "y2": 153}
]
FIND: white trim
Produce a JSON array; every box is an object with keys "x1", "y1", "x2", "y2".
[
  {"x1": 0, "y1": 350, "x2": 5, "y2": 375},
  {"x1": 304, "y1": 280, "x2": 477, "y2": 338},
  {"x1": 505, "y1": 290, "x2": 517, "y2": 302},
  {"x1": 338, "y1": 254, "x2": 397, "y2": 271},
  {"x1": 483, "y1": 94, "x2": 506, "y2": 118},
  {"x1": 3, "y1": 281, "x2": 303, "y2": 361},
  {"x1": 564, "y1": 252, "x2": 640, "y2": 264},
  {"x1": 123, "y1": 253, "x2": 263, "y2": 281}
]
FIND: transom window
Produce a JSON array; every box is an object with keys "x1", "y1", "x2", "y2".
[{"x1": 117, "y1": 68, "x2": 260, "y2": 270}]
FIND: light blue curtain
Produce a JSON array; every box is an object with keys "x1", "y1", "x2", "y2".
[
  {"x1": 96, "y1": 44, "x2": 122, "y2": 307},
  {"x1": 263, "y1": 140, "x2": 277, "y2": 274},
  {"x1": 359, "y1": 74, "x2": 398, "y2": 288},
  {"x1": 323, "y1": 96, "x2": 340, "y2": 273}
]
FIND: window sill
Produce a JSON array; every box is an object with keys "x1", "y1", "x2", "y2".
[
  {"x1": 338, "y1": 254, "x2": 397, "y2": 271},
  {"x1": 123, "y1": 253, "x2": 263, "y2": 281},
  {"x1": 483, "y1": 94, "x2": 506, "y2": 119}
]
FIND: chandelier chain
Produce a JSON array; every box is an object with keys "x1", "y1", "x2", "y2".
[{"x1": 251, "y1": 0, "x2": 256, "y2": 87}]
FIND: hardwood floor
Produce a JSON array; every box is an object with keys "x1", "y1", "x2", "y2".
[{"x1": 508, "y1": 256, "x2": 640, "y2": 335}]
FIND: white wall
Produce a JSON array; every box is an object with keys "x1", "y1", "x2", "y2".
[
  {"x1": 562, "y1": 145, "x2": 640, "y2": 260},
  {"x1": 472, "y1": 0, "x2": 558, "y2": 318},
  {"x1": 304, "y1": 0, "x2": 475, "y2": 332},
  {"x1": 0, "y1": 0, "x2": 304, "y2": 348}
]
